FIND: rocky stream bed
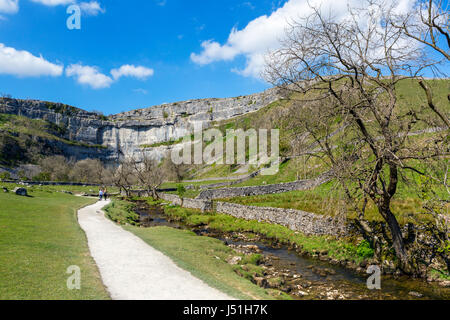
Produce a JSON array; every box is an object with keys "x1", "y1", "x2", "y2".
[{"x1": 134, "y1": 202, "x2": 450, "y2": 300}]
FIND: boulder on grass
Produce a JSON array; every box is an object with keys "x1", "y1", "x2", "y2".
[{"x1": 13, "y1": 187, "x2": 28, "y2": 196}]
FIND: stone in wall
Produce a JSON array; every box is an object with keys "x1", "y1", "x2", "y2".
[{"x1": 158, "y1": 193, "x2": 212, "y2": 212}]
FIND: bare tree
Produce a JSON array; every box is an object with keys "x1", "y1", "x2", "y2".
[
  {"x1": 392, "y1": 0, "x2": 449, "y2": 62},
  {"x1": 132, "y1": 152, "x2": 166, "y2": 199},
  {"x1": 112, "y1": 158, "x2": 136, "y2": 197},
  {"x1": 18, "y1": 164, "x2": 41, "y2": 180},
  {"x1": 161, "y1": 158, "x2": 188, "y2": 182},
  {"x1": 40, "y1": 155, "x2": 72, "y2": 181},
  {"x1": 265, "y1": 0, "x2": 449, "y2": 273},
  {"x1": 70, "y1": 159, "x2": 104, "y2": 183}
]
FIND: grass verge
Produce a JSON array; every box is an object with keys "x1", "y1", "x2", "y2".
[
  {"x1": 0, "y1": 189, "x2": 109, "y2": 299},
  {"x1": 107, "y1": 198, "x2": 284, "y2": 300},
  {"x1": 125, "y1": 225, "x2": 277, "y2": 300}
]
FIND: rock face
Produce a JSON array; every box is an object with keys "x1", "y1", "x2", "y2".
[
  {"x1": 0, "y1": 88, "x2": 280, "y2": 163},
  {"x1": 13, "y1": 187, "x2": 27, "y2": 196}
]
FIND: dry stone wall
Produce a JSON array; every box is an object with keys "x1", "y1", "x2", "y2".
[
  {"x1": 215, "y1": 202, "x2": 348, "y2": 236},
  {"x1": 157, "y1": 190, "x2": 347, "y2": 237},
  {"x1": 158, "y1": 193, "x2": 213, "y2": 212},
  {"x1": 196, "y1": 173, "x2": 331, "y2": 200}
]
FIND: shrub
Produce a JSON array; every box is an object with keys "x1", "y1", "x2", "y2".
[
  {"x1": 176, "y1": 185, "x2": 186, "y2": 198},
  {"x1": 104, "y1": 200, "x2": 140, "y2": 226},
  {"x1": 357, "y1": 240, "x2": 375, "y2": 259},
  {"x1": 32, "y1": 172, "x2": 51, "y2": 182},
  {"x1": 0, "y1": 172, "x2": 11, "y2": 181}
]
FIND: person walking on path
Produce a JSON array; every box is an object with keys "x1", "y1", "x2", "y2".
[
  {"x1": 103, "y1": 187, "x2": 108, "y2": 201},
  {"x1": 99, "y1": 188, "x2": 104, "y2": 201}
]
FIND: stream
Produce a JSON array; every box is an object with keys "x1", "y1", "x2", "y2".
[{"x1": 134, "y1": 203, "x2": 450, "y2": 300}]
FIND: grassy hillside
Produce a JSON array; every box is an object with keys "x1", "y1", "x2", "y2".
[
  {"x1": 172, "y1": 80, "x2": 449, "y2": 223},
  {"x1": 183, "y1": 79, "x2": 448, "y2": 183}
]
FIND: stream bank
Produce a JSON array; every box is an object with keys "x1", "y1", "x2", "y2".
[{"x1": 133, "y1": 200, "x2": 450, "y2": 300}]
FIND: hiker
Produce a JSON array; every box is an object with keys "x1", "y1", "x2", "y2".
[
  {"x1": 99, "y1": 188, "x2": 103, "y2": 201},
  {"x1": 103, "y1": 187, "x2": 108, "y2": 201}
]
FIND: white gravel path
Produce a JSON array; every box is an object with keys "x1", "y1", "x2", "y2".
[{"x1": 78, "y1": 200, "x2": 233, "y2": 300}]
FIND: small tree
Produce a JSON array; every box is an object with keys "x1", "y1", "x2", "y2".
[
  {"x1": 40, "y1": 155, "x2": 71, "y2": 181},
  {"x1": 132, "y1": 152, "x2": 166, "y2": 199},
  {"x1": 70, "y1": 159, "x2": 104, "y2": 183},
  {"x1": 161, "y1": 158, "x2": 188, "y2": 182},
  {"x1": 112, "y1": 158, "x2": 136, "y2": 197},
  {"x1": 176, "y1": 184, "x2": 186, "y2": 206}
]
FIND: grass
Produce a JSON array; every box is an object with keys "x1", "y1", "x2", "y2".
[
  {"x1": 140, "y1": 138, "x2": 184, "y2": 149},
  {"x1": 224, "y1": 179, "x2": 446, "y2": 225},
  {"x1": 0, "y1": 182, "x2": 119, "y2": 195},
  {"x1": 109, "y1": 198, "x2": 288, "y2": 300},
  {"x1": 0, "y1": 189, "x2": 109, "y2": 300},
  {"x1": 163, "y1": 206, "x2": 365, "y2": 264},
  {"x1": 107, "y1": 198, "x2": 284, "y2": 300},
  {"x1": 125, "y1": 226, "x2": 276, "y2": 300},
  {"x1": 104, "y1": 200, "x2": 139, "y2": 225},
  {"x1": 165, "y1": 188, "x2": 201, "y2": 199},
  {"x1": 232, "y1": 157, "x2": 324, "y2": 187},
  {"x1": 160, "y1": 179, "x2": 232, "y2": 189}
]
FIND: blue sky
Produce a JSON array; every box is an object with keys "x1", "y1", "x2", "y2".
[
  {"x1": 0, "y1": 0, "x2": 448, "y2": 115},
  {"x1": 0, "y1": 0, "x2": 284, "y2": 114}
]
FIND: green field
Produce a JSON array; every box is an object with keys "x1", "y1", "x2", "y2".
[{"x1": 0, "y1": 189, "x2": 109, "y2": 300}]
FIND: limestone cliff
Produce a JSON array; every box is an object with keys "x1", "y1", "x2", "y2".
[{"x1": 0, "y1": 88, "x2": 280, "y2": 163}]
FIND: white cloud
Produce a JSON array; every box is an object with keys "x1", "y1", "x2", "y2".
[
  {"x1": 30, "y1": 0, "x2": 73, "y2": 5},
  {"x1": 191, "y1": 0, "x2": 415, "y2": 78},
  {"x1": 79, "y1": 1, "x2": 104, "y2": 16},
  {"x1": 66, "y1": 64, "x2": 113, "y2": 89},
  {"x1": 31, "y1": 0, "x2": 105, "y2": 15},
  {"x1": 110, "y1": 65, "x2": 154, "y2": 81},
  {"x1": 0, "y1": 0, "x2": 18, "y2": 14},
  {"x1": 66, "y1": 64, "x2": 154, "y2": 89},
  {"x1": 133, "y1": 88, "x2": 148, "y2": 95},
  {"x1": 0, "y1": 43, "x2": 63, "y2": 77}
]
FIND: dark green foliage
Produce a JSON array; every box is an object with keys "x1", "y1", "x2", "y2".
[
  {"x1": 356, "y1": 240, "x2": 375, "y2": 259},
  {"x1": 0, "y1": 171, "x2": 11, "y2": 180},
  {"x1": 44, "y1": 102, "x2": 80, "y2": 116},
  {"x1": 32, "y1": 172, "x2": 51, "y2": 181},
  {"x1": 176, "y1": 184, "x2": 186, "y2": 198}
]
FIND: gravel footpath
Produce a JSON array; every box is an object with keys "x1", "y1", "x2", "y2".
[{"x1": 78, "y1": 200, "x2": 233, "y2": 300}]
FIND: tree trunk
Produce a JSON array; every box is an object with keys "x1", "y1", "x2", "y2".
[
  {"x1": 151, "y1": 188, "x2": 159, "y2": 200},
  {"x1": 383, "y1": 207, "x2": 410, "y2": 272}
]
